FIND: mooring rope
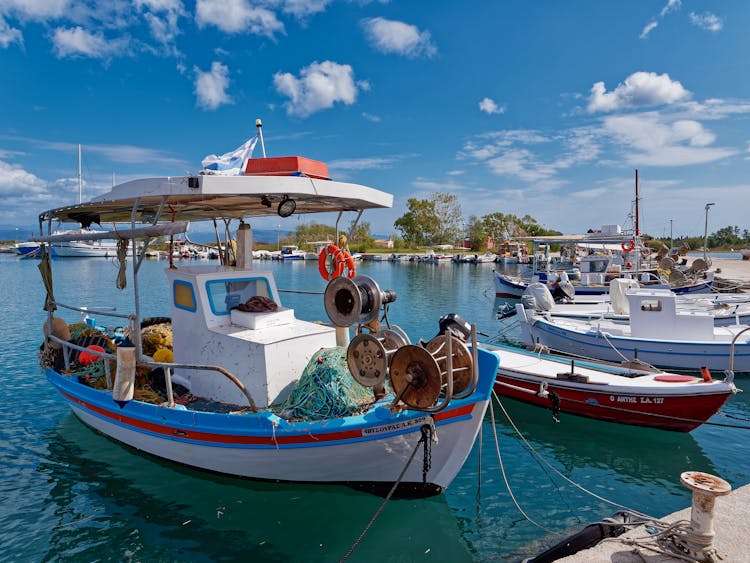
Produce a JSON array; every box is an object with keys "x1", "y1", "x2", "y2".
[
  {"x1": 491, "y1": 390, "x2": 653, "y2": 519},
  {"x1": 341, "y1": 428, "x2": 427, "y2": 562},
  {"x1": 488, "y1": 398, "x2": 554, "y2": 533}
]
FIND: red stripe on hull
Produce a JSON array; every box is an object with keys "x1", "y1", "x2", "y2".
[
  {"x1": 494, "y1": 377, "x2": 731, "y2": 432},
  {"x1": 61, "y1": 390, "x2": 474, "y2": 445}
]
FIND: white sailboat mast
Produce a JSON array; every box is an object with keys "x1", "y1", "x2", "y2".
[{"x1": 78, "y1": 143, "x2": 82, "y2": 204}]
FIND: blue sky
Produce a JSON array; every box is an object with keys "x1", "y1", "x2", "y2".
[{"x1": 1, "y1": 0, "x2": 749, "y2": 239}]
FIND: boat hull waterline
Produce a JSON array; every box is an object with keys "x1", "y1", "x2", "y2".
[{"x1": 47, "y1": 348, "x2": 498, "y2": 495}]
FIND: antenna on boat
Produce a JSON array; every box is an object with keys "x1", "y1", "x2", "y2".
[{"x1": 256, "y1": 119, "x2": 267, "y2": 158}]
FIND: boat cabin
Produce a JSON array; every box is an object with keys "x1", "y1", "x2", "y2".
[
  {"x1": 167, "y1": 265, "x2": 336, "y2": 407},
  {"x1": 628, "y1": 289, "x2": 714, "y2": 340}
]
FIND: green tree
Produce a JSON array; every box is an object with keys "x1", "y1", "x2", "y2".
[
  {"x1": 394, "y1": 197, "x2": 435, "y2": 246},
  {"x1": 347, "y1": 220, "x2": 373, "y2": 252},
  {"x1": 431, "y1": 192, "x2": 463, "y2": 245},
  {"x1": 294, "y1": 221, "x2": 335, "y2": 243},
  {"x1": 466, "y1": 215, "x2": 487, "y2": 250},
  {"x1": 394, "y1": 192, "x2": 463, "y2": 246}
]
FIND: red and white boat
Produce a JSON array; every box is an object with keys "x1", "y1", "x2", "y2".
[{"x1": 487, "y1": 341, "x2": 738, "y2": 432}]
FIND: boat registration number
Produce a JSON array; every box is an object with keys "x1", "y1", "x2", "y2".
[
  {"x1": 610, "y1": 395, "x2": 664, "y2": 404},
  {"x1": 362, "y1": 416, "x2": 430, "y2": 436}
]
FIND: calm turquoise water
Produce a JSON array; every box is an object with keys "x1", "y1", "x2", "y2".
[{"x1": 1, "y1": 254, "x2": 749, "y2": 561}]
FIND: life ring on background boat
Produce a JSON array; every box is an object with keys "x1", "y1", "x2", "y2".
[
  {"x1": 621, "y1": 240, "x2": 636, "y2": 253},
  {"x1": 318, "y1": 245, "x2": 356, "y2": 281}
]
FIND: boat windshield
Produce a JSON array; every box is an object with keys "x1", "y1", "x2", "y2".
[{"x1": 206, "y1": 277, "x2": 275, "y2": 315}]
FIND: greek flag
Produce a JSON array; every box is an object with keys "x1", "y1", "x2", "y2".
[{"x1": 201, "y1": 134, "x2": 259, "y2": 175}]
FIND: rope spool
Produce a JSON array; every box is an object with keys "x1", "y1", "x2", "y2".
[{"x1": 346, "y1": 328, "x2": 409, "y2": 388}]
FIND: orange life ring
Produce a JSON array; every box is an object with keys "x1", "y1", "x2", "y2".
[
  {"x1": 621, "y1": 240, "x2": 636, "y2": 253},
  {"x1": 318, "y1": 244, "x2": 345, "y2": 281},
  {"x1": 342, "y1": 250, "x2": 357, "y2": 279}
]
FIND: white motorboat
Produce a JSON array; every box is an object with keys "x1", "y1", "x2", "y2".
[
  {"x1": 512, "y1": 280, "x2": 750, "y2": 327},
  {"x1": 515, "y1": 287, "x2": 750, "y2": 371},
  {"x1": 35, "y1": 131, "x2": 498, "y2": 496}
]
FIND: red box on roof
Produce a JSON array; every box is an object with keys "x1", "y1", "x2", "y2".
[{"x1": 244, "y1": 156, "x2": 330, "y2": 180}]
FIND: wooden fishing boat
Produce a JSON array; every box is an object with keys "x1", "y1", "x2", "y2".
[
  {"x1": 35, "y1": 128, "x2": 498, "y2": 497},
  {"x1": 488, "y1": 341, "x2": 738, "y2": 432}
]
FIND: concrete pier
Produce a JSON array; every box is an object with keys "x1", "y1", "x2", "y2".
[{"x1": 558, "y1": 482, "x2": 750, "y2": 562}]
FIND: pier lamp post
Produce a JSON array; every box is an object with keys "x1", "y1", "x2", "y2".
[{"x1": 703, "y1": 203, "x2": 715, "y2": 263}]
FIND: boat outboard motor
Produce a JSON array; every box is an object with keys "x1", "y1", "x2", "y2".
[
  {"x1": 434, "y1": 313, "x2": 472, "y2": 342},
  {"x1": 551, "y1": 280, "x2": 575, "y2": 302},
  {"x1": 523, "y1": 282, "x2": 555, "y2": 311}
]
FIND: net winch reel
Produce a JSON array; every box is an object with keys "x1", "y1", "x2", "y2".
[
  {"x1": 388, "y1": 314, "x2": 479, "y2": 413},
  {"x1": 324, "y1": 275, "x2": 405, "y2": 396}
]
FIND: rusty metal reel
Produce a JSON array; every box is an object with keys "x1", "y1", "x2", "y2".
[
  {"x1": 389, "y1": 345, "x2": 442, "y2": 409},
  {"x1": 425, "y1": 335, "x2": 474, "y2": 395}
]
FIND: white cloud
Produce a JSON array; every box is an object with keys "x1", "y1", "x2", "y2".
[
  {"x1": 195, "y1": 0, "x2": 283, "y2": 37},
  {"x1": 273, "y1": 60, "x2": 362, "y2": 117},
  {"x1": 135, "y1": 0, "x2": 185, "y2": 54},
  {"x1": 52, "y1": 26, "x2": 128, "y2": 58},
  {"x1": 689, "y1": 12, "x2": 723, "y2": 32},
  {"x1": 328, "y1": 156, "x2": 397, "y2": 171},
  {"x1": 601, "y1": 113, "x2": 736, "y2": 166},
  {"x1": 639, "y1": 21, "x2": 658, "y2": 39},
  {"x1": 587, "y1": 71, "x2": 690, "y2": 113},
  {"x1": 463, "y1": 128, "x2": 598, "y2": 189},
  {"x1": 194, "y1": 61, "x2": 232, "y2": 110},
  {"x1": 660, "y1": 0, "x2": 681, "y2": 17},
  {"x1": 280, "y1": 0, "x2": 332, "y2": 18},
  {"x1": 0, "y1": 0, "x2": 69, "y2": 20},
  {"x1": 0, "y1": 159, "x2": 47, "y2": 195},
  {"x1": 639, "y1": 0, "x2": 680, "y2": 39},
  {"x1": 0, "y1": 17, "x2": 22, "y2": 47},
  {"x1": 361, "y1": 17, "x2": 436, "y2": 58},
  {"x1": 362, "y1": 112, "x2": 381, "y2": 122},
  {"x1": 479, "y1": 97, "x2": 506, "y2": 115}
]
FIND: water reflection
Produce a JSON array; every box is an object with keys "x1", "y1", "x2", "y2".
[{"x1": 37, "y1": 414, "x2": 472, "y2": 562}]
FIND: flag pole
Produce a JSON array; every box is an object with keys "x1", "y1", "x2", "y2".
[{"x1": 256, "y1": 119, "x2": 267, "y2": 158}]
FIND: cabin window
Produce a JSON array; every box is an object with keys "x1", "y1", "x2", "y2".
[
  {"x1": 206, "y1": 277, "x2": 273, "y2": 316},
  {"x1": 589, "y1": 260, "x2": 608, "y2": 273},
  {"x1": 640, "y1": 299, "x2": 662, "y2": 312},
  {"x1": 173, "y1": 281, "x2": 197, "y2": 312}
]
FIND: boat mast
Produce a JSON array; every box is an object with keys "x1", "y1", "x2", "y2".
[
  {"x1": 634, "y1": 169, "x2": 639, "y2": 237},
  {"x1": 78, "y1": 143, "x2": 82, "y2": 204}
]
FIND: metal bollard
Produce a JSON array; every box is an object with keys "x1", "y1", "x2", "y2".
[{"x1": 676, "y1": 471, "x2": 732, "y2": 561}]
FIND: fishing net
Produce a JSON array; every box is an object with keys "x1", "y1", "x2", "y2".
[{"x1": 274, "y1": 347, "x2": 374, "y2": 421}]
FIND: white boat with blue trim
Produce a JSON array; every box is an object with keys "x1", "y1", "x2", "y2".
[
  {"x1": 515, "y1": 286, "x2": 750, "y2": 372},
  {"x1": 35, "y1": 128, "x2": 498, "y2": 497}
]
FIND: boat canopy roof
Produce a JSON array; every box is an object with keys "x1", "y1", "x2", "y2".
[
  {"x1": 514, "y1": 233, "x2": 638, "y2": 245},
  {"x1": 39, "y1": 174, "x2": 394, "y2": 225}
]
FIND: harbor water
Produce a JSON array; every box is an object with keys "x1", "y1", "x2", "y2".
[{"x1": 1, "y1": 254, "x2": 749, "y2": 561}]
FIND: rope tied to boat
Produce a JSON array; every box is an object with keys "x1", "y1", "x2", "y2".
[
  {"x1": 548, "y1": 390, "x2": 561, "y2": 422},
  {"x1": 341, "y1": 425, "x2": 432, "y2": 562},
  {"x1": 421, "y1": 424, "x2": 432, "y2": 483},
  {"x1": 115, "y1": 238, "x2": 128, "y2": 290}
]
